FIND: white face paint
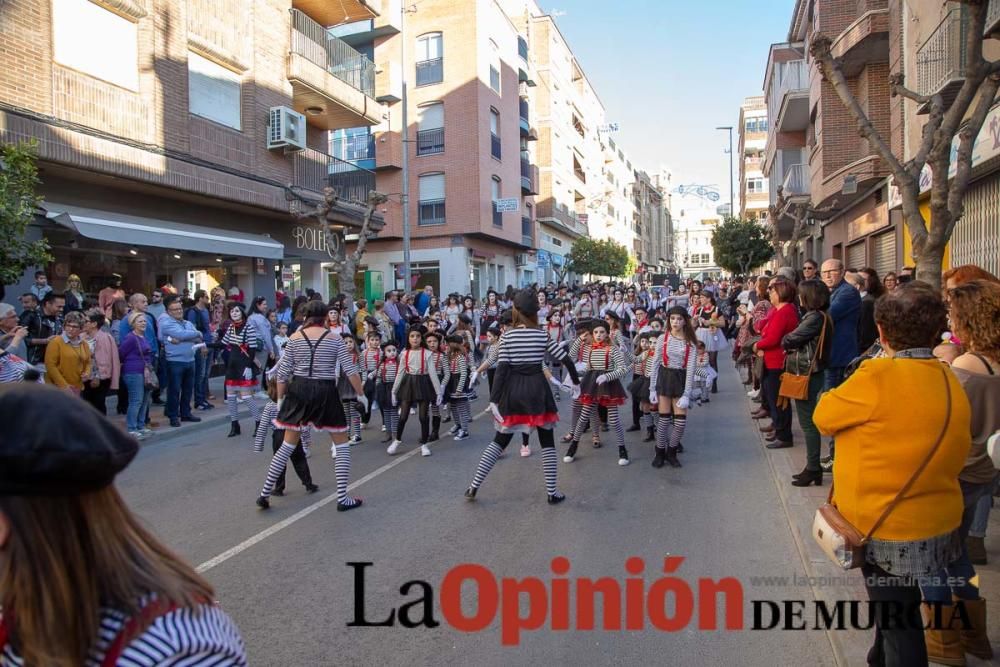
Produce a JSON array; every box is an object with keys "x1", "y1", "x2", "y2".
[
  {"x1": 230, "y1": 307, "x2": 243, "y2": 321},
  {"x1": 670, "y1": 314, "x2": 684, "y2": 331}
]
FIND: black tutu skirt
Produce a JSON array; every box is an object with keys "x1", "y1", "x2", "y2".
[
  {"x1": 337, "y1": 373, "x2": 357, "y2": 400},
  {"x1": 375, "y1": 381, "x2": 394, "y2": 410},
  {"x1": 579, "y1": 369, "x2": 627, "y2": 406},
  {"x1": 492, "y1": 363, "x2": 558, "y2": 433},
  {"x1": 446, "y1": 373, "x2": 469, "y2": 401},
  {"x1": 225, "y1": 351, "x2": 257, "y2": 389},
  {"x1": 655, "y1": 367, "x2": 687, "y2": 398},
  {"x1": 396, "y1": 373, "x2": 436, "y2": 403},
  {"x1": 628, "y1": 375, "x2": 650, "y2": 398},
  {"x1": 274, "y1": 377, "x2": 346, "y2": 432}
]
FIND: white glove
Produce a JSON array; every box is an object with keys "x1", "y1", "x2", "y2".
[
  {"x1": 677, "y1": 396, "x2": 690, "y2": 410},
  {"x1": 242, "y1": 367, "x2": 253, "y2": 380},
  {"x1": 391, "y1": 393, "x2": 398, "y2": 407},
  {"x1": 571, "y1": 384, "x2": 581, "y2": 400},
  {"x1": 649, "y1": 390, "x2": 657, "y2": 404},
  {"x1": 575, "y1": 362, "x2": 587, "y2": 374},
  {"x1": 489, "y1": 402, "x2": 503, "y2": 422},
  {"x1": 549, "y1": 376, "x2": 562, "y2": 391},
  {"x1": 469, "y1": 370, "x2": 479, "y2": 386},
  {"x1": 366, "y1": 371, "x2": 375, "y2": 380},
  {"x1": 436, "y1": 393, "x2": 444, "y2": 407},
  {"x1": 276, "y1": 397, "x2": 285, "y2": 414},
  {"x1": 356, "y1": 394, "x2": 369, "y2": 413},
  {"x1": 191, "y1": 342, "x2": 207, "y2": 352},
  {"x1": 987, "y1": 431, "x2": 1000, "y2": 468},
  {"x1": 596, "y1": 374, "x2": 609, "y2": 385}
]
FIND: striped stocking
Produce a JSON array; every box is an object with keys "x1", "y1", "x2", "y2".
[
  {"x1": 261, "y1": 442, "x2": 295, "y2": 498},
  {"x1": 244, "y1": 394, "x2": 261, "y2": 422},
  {"x1": 656, "y1": 414, "x2": 673, "y2": 451},
  {"x1": 669, "y1": 415, "x2": 686, "y2": 450},
  {"x1": 334, "y1": 443, "x2": 360, "y2": 507},
  {"x1": 572, "y1": 403, "x2": 595, "y2": 441},
  {"x1": 606, "y1": 407, "x2": 625, "y2": 449},
  {"x1": 542, "y1": 446, "x2": 558, "y2": 495},
  {"x1": 470, "y1": 441, "x2": 504, "y2": 490},
  {"x1": 227, "y1": 394, "x2": 239, "y2": 421}
]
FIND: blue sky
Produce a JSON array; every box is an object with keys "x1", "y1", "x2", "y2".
[{"x1": 544, "y1": 0, "x2": 795, "y2": 193}]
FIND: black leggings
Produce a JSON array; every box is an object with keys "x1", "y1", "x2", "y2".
[
  {"x1": 397, "y1": 399, "x2": 430, "y2": 443},
  {"x1": 494, "y1": 427, "x2": 555, "y2": 450},
  {"x1": 707, "y1": 351, "x2": 719, "y2": 391}
]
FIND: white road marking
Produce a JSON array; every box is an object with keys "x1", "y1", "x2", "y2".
[{"x1": 196, "y1": 409, "x2": 489, "y2": 574}]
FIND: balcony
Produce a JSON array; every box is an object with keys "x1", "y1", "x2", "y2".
[
  {"x1": 328, "y1": 0, "x2": 402, "y2": 47},
  {"x1": 418, "y1": 199, "x2": 445, "y2": 226},
  {"x1": 288, "y1": 9, "x2": 381, "y2": 130},
  {"x1": 519, "y1": 98, "x2": 531, "y2": 136},
  {"x1": 416, "y1": 127, "x2": 444, "y2": 156},
  {"x1": 415, "y1": 58, "x2": 443, "y2": 86},
  {"x1": 292, "y1": 148, "x2": 375, "y2": 206},
  {"x1": 781, "y1": 164, "x2": 810, "y2": 200},
  {"x1": 767, "y1": 59, "x2": 808, "y2": 132},
  {"x1": 520, "y1": 158, "x2": 538, "y2": 195},
  {"x1": 536, "y1": 201, "x2": 588, "y2": 238},
  {"x1": 521, "y1": 216, "x2": 533, "y2": 247},
  {"x1": 332, "y1": 133, "x2": 375, "y2": 163},
  {"x1": 830, "y1": 9, "x2": 890, "y2": 77},
  {"x1": 292, "y1": 0, "x2": 378, "y2": 27},
  {"x1": 491, "y1": 133, "x2": 502, "y2": 160},
  {"x1": 916, "y1": 7, "x2": 967, "y2": 113}
]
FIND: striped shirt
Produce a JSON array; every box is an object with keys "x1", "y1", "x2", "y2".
[
  {"x1": 0, "y1": 352, "x2": 37, "y2": 384},
  {"x1": 448, "y1": 353, "x2": 469, "y2": 397},
  {"x1": 429, "y1": 350, "x2": 450, "y2": 384},
  {"x1": 496, "y1": 327, "x2": 567, "y2": 366},
  {"x1": 1, "y1": 600, "x2": 246, "y2": 666},
  {"x1": 221, "y1": 320, "x2": 260, "y2": 350},
  {"x1": 649, "y1": 333, "x2": 696, "y2": 397},
  {"x1": 254, "y1": 400, "x2": 312, "y2": 451},
  {"x1": 360, "y1": 348, "x2": 381, "y2": 376},
  {"x1": 273, "y1": 330, "x2": 358, "y2": 382},
  {"x1": 391, "y1": 348, "x2": 442, "y2": 396},
  {"x1": 582, "y1": 344, "x2": 630, "y2": 381},
  {"x1": 376, "y1": 358, "x2": 398, "y2": 385}
]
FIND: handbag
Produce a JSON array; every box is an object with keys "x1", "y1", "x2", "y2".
[
  {"x1": 779, "y1": 313, "x2": 828, "y2": 403},
  {"x1": 812, "y1": 364, "x2": 952, "y2": 569},
  {"x1": 143, "y1": 363, "x2": 159, "y2": 390}
]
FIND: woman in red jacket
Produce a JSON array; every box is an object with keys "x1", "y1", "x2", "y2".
[{"x1": 753, "y1": 278, "x2": 800, "y2": 448}]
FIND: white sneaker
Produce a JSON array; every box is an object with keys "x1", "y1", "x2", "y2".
[
  {"x1": 330, "y1": 444, "x2": 338, "y2": 459},
  {"x1": 140, "y1": 428, "x2": 153, "y2": 436},
  {"x1": 381, "y1": 424, "x2": 386, "y2": 432},
  {"x1": 348, "y1": 435, "x2": 362, "y2": 445},
  {"x1": 420, "y1": 444, "x2": 432, "y2": 457},
  {"x1": 520, "y1": 445, "x2": 531, "y2": 457},
  {"x1": 387, "y1": 440, "x2": 401, "y2": 455},
  {"x1": 128, "y1": 430, "x2": 144, "y2": 440},
  {"x1": 618, "y1": 457, "x2": 630, "y2": 466},
  {"x1": 747, "y1": 388, "x2": 760, "y2": 398},
  {"x1": 563, "y1": 454, "x2": 574, "y2": 463}
]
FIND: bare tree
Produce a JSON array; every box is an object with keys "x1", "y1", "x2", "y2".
[
  {"x1": 810, "y1": 0, "x2": 1000, "y2": 287},
  {"x1": 295, "y1": 186, "x2": 388, "y2": 307},
  {"x1": 768, "y1": 194, "x2": 811, "y2": 268}
]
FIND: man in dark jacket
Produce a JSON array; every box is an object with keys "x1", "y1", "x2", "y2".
[{"x1": 820, "y1": 258, "x2": 860, "y2": 390}]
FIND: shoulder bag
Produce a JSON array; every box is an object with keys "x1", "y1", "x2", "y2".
[
  {"x1": 812, "y1": 364, "x2": 952, "y2": 569},
  {"x1": 778, "y1": 313, "x2": 828, "y2": 403}
]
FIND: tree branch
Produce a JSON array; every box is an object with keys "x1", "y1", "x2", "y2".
[
  {"x1": 888, "y1": 72, "x2": 932, "y2": 105},
  {"x1": 946, "y1": 72, "x2": 1000, "y2": 237},
  {"x1": 936, "y1": 1, "x2": 990, "y2": 156}
]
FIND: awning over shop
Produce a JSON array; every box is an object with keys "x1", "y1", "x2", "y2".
[{"x1": 42, "y1": 203, "x2": 285, "y2": 260}]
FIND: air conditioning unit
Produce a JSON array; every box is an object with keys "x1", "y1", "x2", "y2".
[
  {"x1": 267, "y1": 106, "x2": 307, "y2": 151},
  {"x1": 515, "y1": 253, "x2": 529, "y2": 267}
]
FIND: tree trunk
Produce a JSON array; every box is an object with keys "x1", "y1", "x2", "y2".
[{"x1": 915, "y1": 240, "x2": 945, "y2": 290}]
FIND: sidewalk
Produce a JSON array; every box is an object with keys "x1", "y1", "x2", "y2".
[
  {"x1": 103, "y1": 376, "x2": 262, "y2": 443},
  {"x1": 745, "y1": 371, "x2": 1000, "y2": 666}
]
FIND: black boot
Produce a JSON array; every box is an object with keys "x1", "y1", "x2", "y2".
[
  {"x1": 254, "y1": 420, "x2": 259, "y2": 435},
  {"x1": 228, "y1": 421, "x2": 241, "y2": 437},
  {"x1": 651, "y1": 447, "x2": 666, "y2": 468},
  {"x1": 465, "y1": 486, "x2": 478, "y2": 501},
  {"x1": 547, "y1": 491, "x2": 566, "y2": 505},
  {"x1": 676, "y1": 442, "x2": 684, "y2": 453},
  {"x1": 665, "y1": 447, "x2": 682, "y2": 468},
  {"x1": 617, "y1": 446, "x2": 630, "y2": 466},
  {"x1": 643, "y1": 426, "x2": 655, "y2": 442},
  {"x1": 430, "y1": 416, "x2": 440, "y2": 442},
  {"x1": 626, "y1": 424, "x2": 640, "y2": 432},
  {"x1": 791, "y1": 469, "x2": 823, "y2": 487}
]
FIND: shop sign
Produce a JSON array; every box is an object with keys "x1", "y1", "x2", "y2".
[
  {"x1": 281, "y1": 267, "x2": 295, "y2": 283},
  {"x1": 536, "y1": 249, "x2": 550, "y2": 268},
  {"x1": 288, "y1": 224, "x2": 346, "y2": 262},
  {"x1": 848, "y1": 203, "x2": 889, "y2": 242},
  {"x1": 256, "y1": 258, "x2": 266, "y2": 276},
  {"x1": 551, "y1": 253, "x2": 564, "y2": 267}
]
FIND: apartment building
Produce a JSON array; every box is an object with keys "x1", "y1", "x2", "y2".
[
  {"x1": 737, "y1": 96, "x2": 769, "y2": 223},
  {"x1": 632, "y1": 170, "x2": 670, "y2": 274},
  {"x1": 887, "y1": 0, "x2": 1000, "y2": 276},
  {"x1": 763, "y1": 0, "x2": 896, "y2": 271},
  {"x1": 594, "y1": 138, "x2": 639, "y2": 261},
  {"x1": 664, "y1": 170, "x2": 722, "y2": 279},
  {"x1": 0, "y1": 0, "x2": 386, "y2": 301}
]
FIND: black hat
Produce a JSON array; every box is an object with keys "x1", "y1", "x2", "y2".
[
  {"x1": 445, "y1": 334, "x2": 465, "y2": 346},
  {"x1": 0, "y1": 384, "x2": 138, "y2": 496},
  {"x1": 590, "y1": 319, "x2": 610, "y2": 332},
  {"x1": 458, "y1": 313, "x2": 473, "y2": 325},
  {"x1": 512, "y1": 288, "x2": 539, "y2": 317},
  {"x1": 498, "y1": 309, "x2": 513, "y2": 325},
  {"x1": 667, "y1": 305, "x2": 689, "y2": 320},
  {"x1": 575, "y1": 318, "x2": 596, "y2": 333},
  {"x1": 380, "y1": 340, "x2": 398, "y2": 350},
  {"x1": 604, "y1": 309, "x2": 621, "y2": 321}
]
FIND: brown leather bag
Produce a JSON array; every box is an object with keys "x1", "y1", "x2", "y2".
[
  {"x1": 812, "y1": 364, "x2": 952, "y2": 569},
  {"x1": 778, "y1": 313, "x2": 828, "y2": 403}
]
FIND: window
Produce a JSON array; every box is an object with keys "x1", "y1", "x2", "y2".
[
  {"x1": 416, "y1": 32, "x2": 443, "y2": 86},
  {"x1": 52, "y1": 0, "x2": 138, "y2": 90},
  {"x1": 492, "y1": 177, "x2": 503, "y2": 227},
  {"x1": 490, "y1": 108, "x2": 501, "y2": 160},
  {"x1": 188, "y1": 52, "x2": 241, "y2": 130},
  {"x1": 746, "y1": 177, "x2": 764, "y2": 193},
  {"x1": 393, "y1": 261, "x2": 440, "y2": 294},
  {"x1": 489, "y1": 40, "x2": 501, "y2": 93},
  {"x1": 418, "y1": 173, "x2": 445, "y2": 225},
  {"x1": 416, "y1": 102, "x2": 444, "y2": 155}
]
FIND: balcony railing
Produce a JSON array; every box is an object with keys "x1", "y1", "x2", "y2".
[
  {"x1": 519, "y1": 98, "x2": 529, "y2": 123},
  {"x1": 520, "y1": 158, "x2": 537, "y2": 194},
  {"x1": 491, "y1": 133, "x2": 502, "y2": 160},
  {"x1": 536, "y1": 202, "x2": 588, "y2": 236},
  {"x1": 767, "y1": 59, "x2": 807, "y2": 128},
  {"x1": 290, "y1": 9, "x2": 375, "y2": 97},
  {"x1": 781, "y1": 163, "x2": 809, "y2": 198},
  {"x1": 294, "y1": 148, "x2": 376, "y2": 205},
  {"x1": 416, "y1": 57, "x2": 443, "y2": 86},
  {"x1": 916, "y1": 7, "x2": 967, "y2": 97},
  {"x1": 332, "y1": 133, "x2": 375, "y2": 162},
  {"x1": 416, "y1": 127, "x2": 444, "y2": 155},
  {"x1": 418, "y1": 199, "x2": 446, "y2": 225}
]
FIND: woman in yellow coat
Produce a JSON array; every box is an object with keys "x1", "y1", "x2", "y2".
[
  {"x1": 44, "y1": 310, "x2": 93, "y2": 396},
  {"x1": 814, "y1": 282, "x2": 971, "y2": 667}
]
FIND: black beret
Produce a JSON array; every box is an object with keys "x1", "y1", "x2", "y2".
[
  {"x1": 604, "y1": 309, "x2": 621, "y2": 321},
  {"x1": 458, "y1": 313, "x2": 473, "y2": 325},
  {"x1": 0, "y1": 384, "x2": 138, "y2": 496},
  {"x1": 512, "y1": 288, "x2": 539, "y2": 317},
  {"x1": 575, "y1": 319, "x2": 596, "y2": 333},
  {"x1": 667, "y1": 305, "x2": 689, "y2": 319},
  {"x1": 498, "y1": 309, "x2": 513, "y2": 325},
  {"x1": 380, "y1": 340, "x2": 398, "y2": 350}
]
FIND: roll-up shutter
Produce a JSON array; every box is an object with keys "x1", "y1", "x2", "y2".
[
  {"x1": 418, "y1": 103, "x2": 443, "y2": 130},
  {"x1": 418, "y1": 173, "x2": 445, "y2": 201},
  {"x1": 846, "y1": 241, "x2": 866, "y2": 270},
  {"x1": 872, "y1": 230, "x2": 896, "y2": 278}
]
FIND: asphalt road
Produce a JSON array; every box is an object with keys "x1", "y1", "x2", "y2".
[{"x1": 118, "y1": 364, "x2": 839, "y2": 666}]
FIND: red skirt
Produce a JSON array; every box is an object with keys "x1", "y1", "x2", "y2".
[{"x1": 578, "y1": 370, "x2": 627, "y2": 406}]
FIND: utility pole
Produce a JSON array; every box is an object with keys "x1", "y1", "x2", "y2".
[
  {"x1": 716, "y1": 125, "x2": 734, "y2": 217},
  {"x1": 400, "y1": 3, "x2": 412, "y2": 293}
]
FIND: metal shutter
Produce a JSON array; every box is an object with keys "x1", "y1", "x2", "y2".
[
  {"x1": 418, "y1": 173, "x2": 445, "y2": 201},
  {"x1": 846, "y1": 241, "x2": 866, "y2": 270},
  {"x1": 872, "y1": 230, "x2": 896, "y2": 278},
  {"x1": 418, "y1": 102, "x2": 443, "y2": 130},
  {"x1": 953, "y1": 175, "x2": 1000, "y2": 277}
]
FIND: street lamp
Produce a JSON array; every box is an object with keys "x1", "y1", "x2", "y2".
[
  {"x1": 716, "y1": 126, "x2": 734, "y2": 218},
  {"x1": 400, "y1": 3, "x2": 417, "y2": 294}
]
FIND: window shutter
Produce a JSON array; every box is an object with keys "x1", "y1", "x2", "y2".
[
  {"x1": 418, "y1": 103, "x2": 444, "y2": 130},
  {"x1": 419, "y1": 174, "x2": 445, "y2": 201},
  {"x1": 872, "y1": 230, "x2": 896, "y2": 278}
]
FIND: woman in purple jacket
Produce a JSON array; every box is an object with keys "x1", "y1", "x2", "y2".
[{"x1": 118, "y1": 311, "x2": 153, "y2": 439}]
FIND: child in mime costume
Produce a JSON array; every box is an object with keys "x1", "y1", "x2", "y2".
[{"x1": 464, "y1": 289, "x2": 580, "y2": 504}]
